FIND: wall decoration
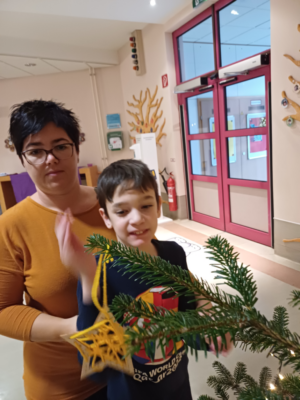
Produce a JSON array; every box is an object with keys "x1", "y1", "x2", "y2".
[
  {"x1": 286, "y1": 116, "x2": 294, "y2": 127},
  {"x1": 79, "y1": 132, "x2": 86, "y2": 144},
  {"x1": 129, "y1": 30, "x2": 146, "y2": 76},
  {"x1": 281, "y1": 98, "x2": 289, "y2": 108},
  {"x1": 126, "y1": 85, "x2": 167, "y2": 147},
  {"x1": 284, "y1": 54, "x2": 300, "y2": 67},
  {"x1": 282, "y1": 90, "x2": 300, "y2": 123},
  {"x1": 283, "y1": 238, "x2": 300, "y2": 243},
  {"x1": 4, "y1": 136, "x2": 15, "y2": 152},
  {"x1": 289, "y1": 75, "x2": 300, "y2": 93},
  {"x1": 283, "y1": 25, "x2": 300, "y2": 127}
]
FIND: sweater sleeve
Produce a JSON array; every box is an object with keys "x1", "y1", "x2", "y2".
[
  {"x1": 0, "y1": 216, "x2": 41, "y2": 341},
  {"x1": 76, "y1": 280, "x2": 99, "y2": 332}
]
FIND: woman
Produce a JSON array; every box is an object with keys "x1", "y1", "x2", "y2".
[{"x1": 0, "y1": 100, "x2": 114, "y2": 399}]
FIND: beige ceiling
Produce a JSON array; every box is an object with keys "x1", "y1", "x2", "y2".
[{"x1": 0, "y1": 0, "x2": 190, "y2": 79}]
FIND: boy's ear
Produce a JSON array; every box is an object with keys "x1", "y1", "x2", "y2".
[{"x1": 99, "y1": 208, "x2": 113, "y2": 229}]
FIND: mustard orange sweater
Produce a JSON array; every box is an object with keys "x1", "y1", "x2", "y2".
[{"x1": 0, "y1": 198, "x2": 116, "y2": 400}]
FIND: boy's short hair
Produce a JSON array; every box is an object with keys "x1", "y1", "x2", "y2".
[
  {"x1": 96, "y1": 159, "x2": 159, "y2": 215},
  {"x1": 10, "y1": 100, "x2": 81, "y2": 157}
]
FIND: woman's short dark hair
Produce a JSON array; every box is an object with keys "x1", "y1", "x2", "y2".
[
  {"x1": 9, "y1": 100, "x2": 81, "y2": 157},
  {"x1": 96, "y1": 159, "x2": 160, "y2": 215}
]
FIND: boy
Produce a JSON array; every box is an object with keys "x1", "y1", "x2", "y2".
[{"x1": 55, "y1": 159, "x2": 230, "y2": 400}]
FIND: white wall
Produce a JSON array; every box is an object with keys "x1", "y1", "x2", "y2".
[
  {"x1": 0, "y1": 67, "x2": 131, "y2": 175},
  {"x1": 271, "y1": 0, "x2": 300, "y2": 225},
  {"x1": 118, "y1": 24, "x2": 186, "y2": 195}
]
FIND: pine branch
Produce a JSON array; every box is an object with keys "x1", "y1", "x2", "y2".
[
  {"x1": 86, "y1": 234, "x2": 300, "y2": 371},
  {"x1": 289, "y1": 290, "x2": 300, "y2": 309},
  {"x1": 203, "y1": 362, "x2": 300, "y2": 400},
  {"x1": 280, "y1": 374, "x2": 300, "y2": 397},
  {"x1": 205, "y1": 236, "x2": 258, "y2": 308},
  {"x1": 238, "y1": 387, "x2": 287, "y2": 400},
  {"x1": 86, "y1": 235, "x2": 245, "y2": 313},
  {"x1": 213, "y1": 361, "x2": 233, "y2": 383},
  {"x1": 233, "y1": 363, "x2": 247, "y2": 386},
  {"x1": 259, "y1": 366, "x2": 272, "y2": 390},
  {"x1": 214, "y1": 385, "x2": 230, "y2": 400}
]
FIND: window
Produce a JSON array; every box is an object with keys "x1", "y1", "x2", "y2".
[
  {"x1": 225, "y1": 76, "x2": 266, "y2": 130},
  {"x1": 187, "y1": 91, "x2": 214, "y2": 134},
  {"x1": 227, "y1": 135, "x2": 267, "y2": 181},
  {"x1": 178, "y1": 17, "x2": 215, "y2": 82},
  {"x1": 219, "y1": 0, "x2": 270, "y2": 67},
  {"x1": 190, "y1": 139, "x2": 217, "y2": 177}
]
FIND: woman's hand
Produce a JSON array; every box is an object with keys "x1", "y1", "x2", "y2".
[
  {"x1": 30, "y1": 314, "x2": 78, "y2": 342},
  {"x1": 55, "y1": 209, "x2": 96, "y2": 280}
]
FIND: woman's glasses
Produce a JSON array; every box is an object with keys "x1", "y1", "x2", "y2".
[{"x1": 22, "y1": 143, "x2": 74, "y2": 165}]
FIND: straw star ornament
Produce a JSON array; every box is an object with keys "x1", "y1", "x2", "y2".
[{"x1": 62, "y1": 249, "x2": 134, "y2": 378}]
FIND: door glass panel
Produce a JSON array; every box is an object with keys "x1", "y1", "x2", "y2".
[
  {"x1": 227, "y1": 135, "x2": 267, "y2": 181},
  {"x1": 178, "y1": 17, "x2": 214, "y2": 82},
  {"x1": 225, "y1": 76, "x2": 266, "y2": 131},
  {"x1": 219, "y1": 0, "x2": 270, "y2": 67},
  {"x1": 190, "y1": 139, "x2": 217, "y2": 177},
  {"x1": 187, "y1": 91, "x2": 214, "y2": 134}
]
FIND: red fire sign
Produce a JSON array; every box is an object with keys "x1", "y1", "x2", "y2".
[{"x1": 162, "y1": 74, "x2": 168, "y2": 88}]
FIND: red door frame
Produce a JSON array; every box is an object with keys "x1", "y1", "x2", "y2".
[
  {"x1": 218, "y1": 67, "x2": 272, "y2": 246},
  {"x1": 173, "y1": 6, "x2": 216, "y2": 86},
  {"x1": 173, "y1": 0, "x2": 272, "y2": 246}
]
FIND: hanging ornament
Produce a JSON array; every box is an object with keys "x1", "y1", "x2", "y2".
[
  {"x1": 79, "y1": 132, "x2": 86, "y2": 144},
  {"x1": 289, "y1": 76, "x2": 300, "y2": 94},
  {"x1": 281, "y1": 98, "x2": 289, "y2": 108},
  {"x1": 286, "y1": 116, "x2": 294, "y2": 127},
  {"x1": 4, "y1": 136, "x2": 15, "y2": 152},
  {"x1": 294, "y1": 84, "x2": 300, "y2": 94},
  {"x1": 62, "y1": 252, "x2": 134, "y2": 378}
]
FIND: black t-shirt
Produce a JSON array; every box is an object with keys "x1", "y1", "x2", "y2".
[{"x1": 77, "y1": 240, "x2": 196, "y2": 400}]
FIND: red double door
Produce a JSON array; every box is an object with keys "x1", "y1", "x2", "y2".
[{"x1": 178, "y1": 66, "x2": 272, "y2": 247}]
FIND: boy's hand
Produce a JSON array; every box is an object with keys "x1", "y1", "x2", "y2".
[
  {"x1": 55, "y1": 209, "x2": 97, "y2": 281},
  {"x1": 206, "y1": 332, "x2": 233, "y2": 356}
]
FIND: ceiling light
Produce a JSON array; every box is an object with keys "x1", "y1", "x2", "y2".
[
  {"x1": 150, "y1": 0, "x2": 156, "y2": 6},
  {"x1": 231, "y1": 10, "x2": 239, "y2": 15},
  {"x1": 25, "y1": 63, "x2": 36, "y2": 67}
]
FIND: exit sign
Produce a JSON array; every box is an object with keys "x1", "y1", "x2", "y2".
[{"x1": 193, "y1": 0, "x2": 208, "y2": 8}]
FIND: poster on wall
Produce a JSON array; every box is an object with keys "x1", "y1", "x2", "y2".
[
  {"x1": 209, "y1": 116, "x2": 236, "y2": 166},
  {"x1": 106, "y1": 114, "x2": 121, "y2": 130},
  {"x1": 246, "y1": 113, "x2": 267, "y2": 160}
]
